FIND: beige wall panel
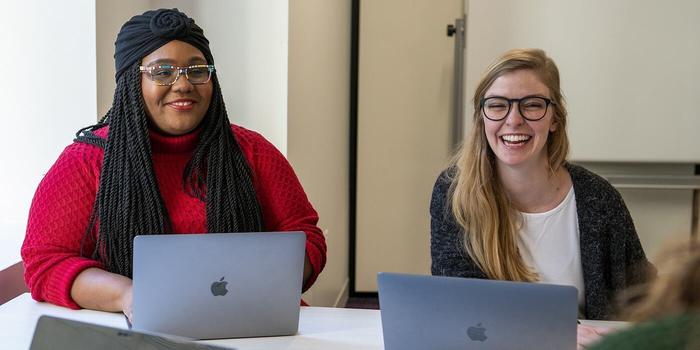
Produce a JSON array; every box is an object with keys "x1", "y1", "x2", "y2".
[
  {"x1": 289, "y1": 0, "x2": 352, "y2": 306},
  {"x1": 356, "y1": 0, "x2": 463, "y2": 292}
]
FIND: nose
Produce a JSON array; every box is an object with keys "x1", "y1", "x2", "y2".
[
  {"x1": 171, "y1": 70, "x2": 194, "y2": 93},
  {"x1": 504, "y1": 102, "x2": 525, "y2": 125}
]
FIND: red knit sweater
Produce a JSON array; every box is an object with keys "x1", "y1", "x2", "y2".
[{"x1": 21, "y1": 124, "x2": 326, "y2": 309}]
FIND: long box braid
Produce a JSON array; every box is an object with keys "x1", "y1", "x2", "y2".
[{"x1": 75, "y1": 63, "x2": 263, "y2": 277}]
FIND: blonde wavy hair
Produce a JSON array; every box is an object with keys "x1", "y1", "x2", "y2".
[
  {"x1": 449, "y1": 48, "x2": 569, "y2": 281},
  {"x1": 623, "y1": 238, "x2": 700, "y2": 321}
]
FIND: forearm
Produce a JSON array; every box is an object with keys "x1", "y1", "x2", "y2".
[{"x1": 70, "y1": 267, "x2": 132, "y2": 313}]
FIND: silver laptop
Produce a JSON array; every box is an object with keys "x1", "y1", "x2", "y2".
[
  {"x1": 30, "y1": 315, "x2": 231, "y2": 350},
  {"x1": 132, "y1": 232, "x2": 305, "y2": 340},
  {"x1": 377, "y1": 273, "x2": 578, "y2": 350}
]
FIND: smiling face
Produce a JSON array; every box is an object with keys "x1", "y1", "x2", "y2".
[
  {"x1": 140, "y1": 40, "x2": 213, "y2": 136},
  {"x1": 482, "y1": 69, "x2": 557, "y2": 170}
]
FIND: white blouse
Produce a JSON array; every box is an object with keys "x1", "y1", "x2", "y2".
[{"x1": 517, "y1": 186, "x2": 586, "y2": 307}]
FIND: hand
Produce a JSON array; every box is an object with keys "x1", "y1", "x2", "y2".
[
  {"x1": 119, "y1": 284, "x2": 134, "y2": 324},
  {"x1": 577, "y1": 324, "x2": 613, "y2": 349}
]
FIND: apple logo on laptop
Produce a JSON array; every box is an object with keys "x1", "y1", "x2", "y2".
[
  {"x1": 467, "y1": 323, "x2": 487, "y2": 342},
  {"x1": 210, "y1": 276, "x2": 229, "y2": 296}
]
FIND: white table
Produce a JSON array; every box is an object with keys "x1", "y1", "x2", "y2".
[
  {"x1": 0, "y1": 293, "x2": 629, "y2": 349},
  {"x1": 0, "y1": 293, "x2": 384, "y2": 349}
]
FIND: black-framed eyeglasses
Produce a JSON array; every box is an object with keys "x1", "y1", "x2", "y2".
[
  {"x1": 480, "y1": 95, "x2": 555, "y2": 121},
  {"x1": 139, "y1": 64, "x2": 216, "y2": 86}
]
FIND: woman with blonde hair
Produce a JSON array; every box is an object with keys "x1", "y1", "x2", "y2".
[{"x1": 430, "y1": 48, "x2": 653, "y2": 323}]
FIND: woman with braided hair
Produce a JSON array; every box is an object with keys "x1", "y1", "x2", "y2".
[{"x1": 21, "y1": 8, "x2": 326, "y2": 322}]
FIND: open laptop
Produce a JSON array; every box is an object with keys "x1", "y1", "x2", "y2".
[
  {"x1": 30, "y1": 315, "x2": 232, "y2": 350},
  {"x1": 377, "y1": 273, "x2": 578, "y2": 350},
  {"x1": 132, "y1": 232, "x2": 305, "y2": 340}
]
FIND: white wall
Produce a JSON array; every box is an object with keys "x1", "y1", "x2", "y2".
[
  {"x1": 96, "y1": 0, "x2": 151, "y2": 119},
  {"x1": 463, "y1": 0, "x2": 700, "y2": 163},
  {"x1": 288, "y1": 0, "x2": 351, "y2": 307},
  {"x1": 0, "y1": 1, "x2": 97, "y2": 269}
]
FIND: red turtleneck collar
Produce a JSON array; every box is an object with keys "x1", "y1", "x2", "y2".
[{"x1": 92, "y1": 125, "x2": 201, "y2": 154}]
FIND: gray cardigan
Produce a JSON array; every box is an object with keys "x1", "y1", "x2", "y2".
[{"x1": 430, "y1": 163, "x2": 653, "y2": 320}]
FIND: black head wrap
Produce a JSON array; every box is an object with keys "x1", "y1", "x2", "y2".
[{"x1": 114, "y1": 8, "x2": 214, "y2": 78}]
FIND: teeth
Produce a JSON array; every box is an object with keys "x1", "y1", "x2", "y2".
[
  {"x1": 501, "y1": 134, "x2": 531, "y2": 142},
  {"x1": 171, "y1": 101, "x2": 193, "y2": 106}
]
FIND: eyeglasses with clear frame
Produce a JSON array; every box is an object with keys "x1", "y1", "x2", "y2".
[
  {"x1": 480, "y1": 95, "x2": 555, "y2": 121},
  {"x1": 139, "y1": 64, "x2": 216, "y2": 86}
]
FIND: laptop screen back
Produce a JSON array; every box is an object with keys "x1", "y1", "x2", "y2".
[
  {"x1": 132, "y1": 232, "x2": 305, "y2": 340},
  {"x1": 30, "y1": 315, "x2": 231, "y2": 350},
  {"x1": 378, "y1": 273, "x2": 578, "y2": 350}
]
